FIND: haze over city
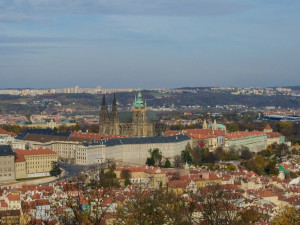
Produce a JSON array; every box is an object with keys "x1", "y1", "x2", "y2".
[{"x1": 1, "y1": 0, "x2": 300, "y2": 88}]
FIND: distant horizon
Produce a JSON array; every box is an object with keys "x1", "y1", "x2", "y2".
[{"x1": 0, "y1": 85, "x2": 299, "y2": 90}]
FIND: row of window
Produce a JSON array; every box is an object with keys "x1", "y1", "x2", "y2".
[
  {"x1": 0, "y1": 168, "x2": 12, "y2": 171},
  {"x1": 0, "y1": 173, "x2": 12, "y2": 177}
]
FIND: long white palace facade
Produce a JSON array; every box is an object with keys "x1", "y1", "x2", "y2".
[{"x1": 13, "y1": 129, "x2": 192, "y2": 166}]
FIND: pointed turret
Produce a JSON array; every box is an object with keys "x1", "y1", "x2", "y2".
[
  {"x1": 99, "y1": 94, "x2": 109, "y2": 121},
  {"x1": 212, "y1": 119, "x2": 218, "y2": 130},
  {"x1": 111, "y1": 93, "x2": 119, "y2": 121},
  {"x1": 264, "y1": 124, "x2": 273, "y2": 133}
]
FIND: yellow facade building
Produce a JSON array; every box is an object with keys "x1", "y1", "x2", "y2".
[
  {"x1": 14, "y1": 148, "x2": 58, "y2": 178},
  {"x1": 0, "y1": 145, "x2": 16, "y2": 182},
  {"x1": 14, "y1": 154, "x2": 26, "y2": 179}
]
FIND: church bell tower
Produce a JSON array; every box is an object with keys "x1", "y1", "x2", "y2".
[{"x1": 132, "y1": 89, "x2": 150, "y2": 137}]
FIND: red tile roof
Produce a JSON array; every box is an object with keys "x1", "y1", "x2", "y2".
[
  {"x1": 15, "y1": 153, "x2": 25, "y2": 162},
  {"x1": 6, "y1": 193, "x2": 20, "y2": 201},
  {"x1": 265, "y1": 124, "x2": 272, "y2": 130},
  {"x1": 168, "y1": 180, "x2": 189, "y2": 189},
  {"x1": 0, "y1": 200, "x2": 8, "y2": 208},
  {"x1": 165, "y1": 129, "x2": 225, "y2": 139},
  {"x1": 266, "y1": 132, "x2": 283, "y2": 138},
  {"x1": 225, "y1": 131, "x2": 265, "y2": 140},
  {"x1": 115, "y1": 165, "x2": 165, "y2": 174},
  {"x1": 14, "y1": 148, "x2": 57, "y2": 156},
  {"x1": 35, "y1": 199, "x2": 50, "y2": 206},
  {"x1": 262, "y1": 191, "x2": 278, "y2": 198}
]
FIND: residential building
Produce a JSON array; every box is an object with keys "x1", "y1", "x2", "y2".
[
  {"x1": 0, "y1": 210, "x2": 20, "y2": 225},
  {"x1": 165, "y1": 128, "x2": 226, "y2": 150},
  {"x1": 115, "y1": 165, "x2": 167, "y2": 188},
  {"x1": 263, "y1": 124, "x2": 286, "y2": 145},
  {"x1": 224, "y1": 131, "x2": 267, "y2": 152},
  {"x1": 15, "y1": 153, "x2": 26, "y2": 179},
  {"x1": 3, "y1": 193, "x2": 21, "y2": 210},
  {"x1": 0, "y1": 145, "x2": 16, "y2": 182}
]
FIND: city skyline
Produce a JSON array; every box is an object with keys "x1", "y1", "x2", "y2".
[{"x1": 1, "y1": 0, "x2": 300, "y2": 88}]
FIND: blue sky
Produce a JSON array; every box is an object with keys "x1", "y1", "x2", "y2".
[{"x1": 0, "y1": 0, "x2": 299, "y2": 88}]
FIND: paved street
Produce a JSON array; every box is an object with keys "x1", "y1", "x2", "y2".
[{"x1": 59, "y1": 163, "x2": 90, "y2": 178}]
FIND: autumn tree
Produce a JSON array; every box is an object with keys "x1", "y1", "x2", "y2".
[
  {"x1": 120, "y1": 169, "x2": 132, "y2": 186},
  {"x1": 114, "y1": 188, "x2": 195, "y2": 225},
  {"x1": 192, "y1": 146, "x2": 202, "y2": 164},
  {"x1": 273, "y1": 206, "x2": 300, "y2": 225},
  {"x1": 173, "y1": 155, "x2": 182, "y2": 169},
  {"x1": 240, "y1": 147, "x2": 252, "y2": 160},
  {"x1": 245, "y1": 155, "x2": 265, "y2": 175},
  {"x1": 206, "y1": 152, "x2": 217, "y2": 163},
  {"x1": 191, "y1": 183, "x2": 241, "y2": 225},
  {"x1": 226, "y1": 164, "x2": 236, "y2": 171},
  {"x1": 215, "y1": 147, "x2": 225, "y2": 161},
  {"x1": 239, "y1": 208, "x2": 269, "y2": 223}
]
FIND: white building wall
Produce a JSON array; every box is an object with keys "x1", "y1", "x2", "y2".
[
  {"x1": 225, "y1": 134, "x2": 267, "y2": 152},
  {"x1": 83, "y1": 139, "x2": 192, "y2": 165},
  {"x1": 76, "y1": 145, "x2": 106, "y2": 165}
]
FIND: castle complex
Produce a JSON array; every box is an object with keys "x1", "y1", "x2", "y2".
[{"x1": 99, "y1": 90, "x2": 160, "y2": 137}]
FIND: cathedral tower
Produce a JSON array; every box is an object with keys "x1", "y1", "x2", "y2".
[
  {"x1": 99, "y1": 94, "x2": 111, "y2": 134},
  {"x1": 110, "y1": 93, "x2": 120, "y2": 135},
  {"x1": 132, "y1": 89, "x2": 152, "y2": 137}
]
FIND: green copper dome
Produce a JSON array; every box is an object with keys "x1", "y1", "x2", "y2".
[
  {"x1": 133, "y1": 88, "x2": 146, "y2": 108},
  {"x1": 208, "y1": 123, "x2": 226, "y2": 129}
]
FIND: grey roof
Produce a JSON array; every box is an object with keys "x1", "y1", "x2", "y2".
[
  {"x1": 16, "y1": 129, "x2": 71, "y2": 140},
  {"x1": 83, "y1": 134, "x2": 190, "y2": 147},
  {"x1": 0, "y1": 145, "x2": 15, "y2": 156}
]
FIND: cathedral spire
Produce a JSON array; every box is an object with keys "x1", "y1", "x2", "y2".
[
  {"x1": 111, "y1": 93, "x2": 119, "y2": 135},
  {"x1": 101, "y1": 94, "x2": 107, "y2": 106}
]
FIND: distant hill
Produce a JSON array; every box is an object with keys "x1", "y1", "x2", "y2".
[{"x1": 283, "y1": 86, "x2": 300, "y2": 90}]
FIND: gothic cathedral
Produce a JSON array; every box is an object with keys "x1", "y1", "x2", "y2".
[{"x1": 99, "y1": 90, "x2": 156, "y2": 137}]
